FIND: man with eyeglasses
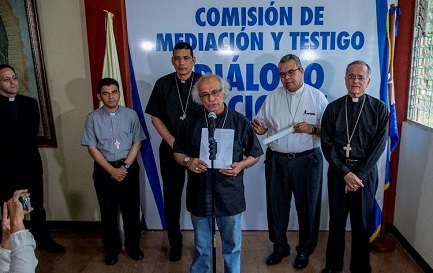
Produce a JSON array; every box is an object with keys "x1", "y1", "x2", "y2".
[
  {"x1": 252, "y1": 54, "x2": 328, "y2": 270},
  {"x1": 173, "y1": 74, "x2": 263, "y2": 273},
  {"x1": 145, "y1": 42, "x2": 202, "y2": 261},
  {"x1": 0, "y1": 64, "x2": 65, "y2": 253},
  {"x1": 320, "y1": 60, "x2": 388, "y2": 273}
]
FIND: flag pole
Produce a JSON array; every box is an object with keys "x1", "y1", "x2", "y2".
[{"x1": 371, "y1": 3, "x2": 398, "y2": 253}]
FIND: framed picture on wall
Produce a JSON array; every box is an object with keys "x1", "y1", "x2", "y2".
[{"x1": 0, "y1": 0, "x2": 56, "y2": 146}]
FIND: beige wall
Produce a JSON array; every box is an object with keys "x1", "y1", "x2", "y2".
[
  {"x1": 395, "y1": 122, "x2": 433, "y2": 268},
  {"x1": 36, "y1": 0, "x2": 99, "y2": 221}
]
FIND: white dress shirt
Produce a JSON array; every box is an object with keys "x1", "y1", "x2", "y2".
[{"x1": 255, "y1": 83, "x2": 328, "y2": 153}]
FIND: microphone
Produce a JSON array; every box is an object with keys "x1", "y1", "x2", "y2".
[
  {"x1": 207, "y1": 112, "x2": 217, "y2": 160},
  {"x1": 208, "y1": 111, "x2": 217, "y2": 141}
]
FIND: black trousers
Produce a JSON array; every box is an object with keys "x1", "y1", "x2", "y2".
[
  {"x1": 159, "y1": 141, "x2": 187, "y2": 249},
  {"x1": 265, "y1": 147, "x2": 323, "y2": 256},
  {"x1": 324, "y1": 164, "x2": 378, "y2": 273},
  {"x1": 93, "y1": 160, "x2": 141, "y2": 256},
  {"x1": 0, "y1": 173, "x2": 52, "y2": 243}
]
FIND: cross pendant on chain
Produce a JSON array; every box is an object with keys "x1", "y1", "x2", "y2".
[
  {"x1": 114, "y1": 139, "x2": 120, "y2": 149},
  {"x1": 343, "y1": 143, "x2": 351, "y2": 158}
]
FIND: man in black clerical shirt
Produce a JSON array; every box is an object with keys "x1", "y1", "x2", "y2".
[
  {"x1": 320, "y1": 60, "x2": 389, "y2": 273},
  {"x1": 145, "y1": 42, "x2": 202, "y2": 261},
  {"x1": 0, "y1": 64, "x2": 65, "y2": 253},
  {"x1": 173, "y1": 74, "x2": 263, "y2": 273}
]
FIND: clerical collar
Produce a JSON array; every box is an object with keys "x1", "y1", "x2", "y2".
[
  {"x1": 9, "y1": 97, "x2": 15, "y2": 102},
  {"x1": 349, "y1": 94, "x2": 365, "y2": 103},
  {"x1": 285, "y1": 83, "x2": 304, "y2": 95},
  {"x1": 176, "y1": 73, "x2": 193, "y2": 84}
]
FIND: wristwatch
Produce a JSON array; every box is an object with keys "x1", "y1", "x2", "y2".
[
  {"x1": 310, "y1": 125, "x2": 318, "y2": 135},
  {"x1": 123, "y1": 162, "x2": 131, "y2": 169},
  {"x1": 183, "y1": 156, "x2": 190, "y2": 166}
]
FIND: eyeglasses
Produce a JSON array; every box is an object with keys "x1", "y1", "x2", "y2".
[
  {"x1": 345, "y1": 74, "x2": 368, "y2": 81},
  {"x1": 199, "y1": 88, "x2": 222, "y2": 100},
  {"x1": 173, "y1": 56, "x2": 193, "y2": 62},
  {"x1": 0, "y1": 75, "x2": 18, "y2": 83},
  {"x1": 279, "y1": 68, "x2": 300, "y2": 78}
]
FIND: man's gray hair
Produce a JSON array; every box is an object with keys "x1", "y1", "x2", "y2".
[
  {"x1": 279, "y1": 54, "x2": 303, "y2": 68},
  {"x1": 346, "y1": 60, "x2": 371, "y2": 76},
  {"x1": 191, "y1": 74, "x2": 229, "y2": 105}
]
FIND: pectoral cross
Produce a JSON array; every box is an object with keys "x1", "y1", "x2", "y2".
[
  {"x1": 114, "y1": 139, "x2": 120, "y2": 149},
  {"x1": 180, "y1": 113, "x2": 186, "y2": 120},
  {"x1": 343, "y1": 143, "x2": 351, "y2": 158}
]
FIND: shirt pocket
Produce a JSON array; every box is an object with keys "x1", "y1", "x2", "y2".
[{"x1": 302, "y1": 111, "x2": 318, "y2": 124}]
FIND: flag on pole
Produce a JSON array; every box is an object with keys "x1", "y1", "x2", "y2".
[
  {"x1": 388, "y1": 6, "x2": 401, "y2": 154},
  {"x1": 370, "y1": 3, "x2": 400, "y2": 242},
  {"x1": 102, "y1": 11, "x2": 125, "y2": 107},
  {"x1": 383, "y1": 5, "x2": 400, "y2": 190}
]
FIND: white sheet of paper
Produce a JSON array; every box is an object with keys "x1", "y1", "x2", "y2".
[
  {"x1": 262, "y1": 127, "x2": 295, "y2": 145},
  {"x1": 200, "y1": 128, "x2": 234, "y2": 169}
]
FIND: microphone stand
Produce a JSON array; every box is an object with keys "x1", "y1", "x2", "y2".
[{"x1": 208, "y1": 133, "x2": 217, "y2": 273}]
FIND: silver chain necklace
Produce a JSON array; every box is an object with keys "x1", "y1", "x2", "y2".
[
  {"x1": 344, "y1": 95, "x2": 366, "y2": 158},
  {"x1": 175, "y1": 73, "x2": 194, "y2": 120},
  {"x1": 110, "y1": 111, "x2": 121, "y2": 149},
  {"x1": 286, "y1": 88, "x2": 304, "y2": 126}
]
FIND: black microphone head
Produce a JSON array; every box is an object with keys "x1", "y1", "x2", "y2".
[
  {"x1": 208, "y1": 112, "x2": 217, "y2": 119},
  {"x1": 207, "y1": 111, "x2": 216, "y2": 141}
]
